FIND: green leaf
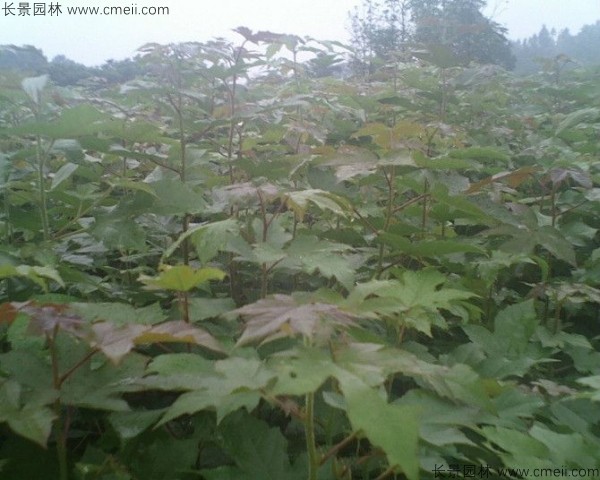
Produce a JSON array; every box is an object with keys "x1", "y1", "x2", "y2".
[
  {"x1": 418, "y1": 363, "x2": 495, "y2": 410},
  {"x1": 126, "y1": 431, "x2": 198, "y2": 480},
  {"x1": 159, "y1": 357, "x2": 274, "y2": 425},
  {"x1": 72, "y1": 302, "x2": 166, "y2": 326},
  {"x1": 280, "y1": 235, "x2": 355, "y2": 289},
  {"x1": 107, "y1": 178, "x2": 158, "y2": 197},
  {"x1": 415, "y1": 155, "x2": 476, "y2": 170},
  {"x1": 556, "y1": 108, "x2": 600, "y2": 135},
  {"x1": 0, "y1": 380, "x2": 56, "y2": 447},
  {"x1": 91, "y1": 216, "x2": 146, "y2": 251},
  {"x1": 380, "y1": 234, "x2": 485, "y2": 257},
  {"x1": 345, "y1": 270, "x2": 475, "y2": 335},
  {"x1": 108, "y1": 410, "x2": 164, "y2": 440},
  {"x1": 462, "y1": 300, "x2": 541, "y2": 378},
  {"x1": 337, "y1": 371, "x2": 420, "y2": 480},
  {"x1": 147, "y1": 353, "x2": 214, "y2": 377},
  {"x1": 481, "y1": 425, "x2": 548, "y2": 467},
  {"x1": 394, "y1": 390, "x2": 480, "y2": 432},
  {"x1": 269, "y1": 347, "x2": 336, "y2": 396},
  {"x1": 493, "y1": 300, "x2": 537, "y2": 354},
  {"x1": 61, "y1": 354, "x2": 147, "y2": 411},
  {"x1": 189, "y1": 297, "x2": 236, "y2": 322},
  {"x1": 529, "y1": 424, "x2": 598, "y2": 467},
  {"x1": 202, "y1": 410, "x2": 304, "y2": 480},
  {"x1": 578, "y1": 376, "x2": 600, "y2": 401},
  {"x1": 535, "y1": 226, "x2": 577, "y2": 267},
  {"x1": 161, "y1": 219, "x2": 239, "y2": 263},
  {"x1": 150, "y1": 178, "x2": 206, "y2": 215},
  {"x1": 448, "y1": 147, "x2": 509, "y2": 163},
  {"x1": 164, "y1": 389, "x2": 261, "y2": 427},
  {"x1": 11, "y1": 105, "x2": 111, "y2": 138},
  {"x1": 50, "y1": 162, "x2": 78, "y2": 190},
  {"x1": 284, "y1": 189, "x2": 349, "y2": 220},
  {"x1": 140, "y1": 265, "x2": 225, "y2": 292},
  {"x1": 0, "y1": 264, "x2": 65, "y2": 290},
  {"x1": 492, "y1": 388, "x2": 544, "y2": 426},
  {"x1": 192, "y1": 219, "x2": 240, "y2": 264}
]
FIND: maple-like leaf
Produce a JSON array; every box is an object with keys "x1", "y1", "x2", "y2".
[
  {"x1": 135, "y1": 321, "x2": 224, "y2": 352},
  {"x1": 90, "y1": 320, "x2": 224, "y2": 363},
  {"x1": 139, "y1": 265, "x2": 226, "y2": 292},
  {"x1": 283, "y1": 189, "x2": 349, "y2": 220},
  {"x1": 20, "y1": 302, "x2": 86, "y2": 337},
  {"x1": 233, "y1": 294, "x2": 356, "y2": 346},
  {"x1": 0, "y1": 380, "x2": 57, "y2": 448},
  {"x1": 345, "y1": 270, "x2": 476, "y2": 335}
]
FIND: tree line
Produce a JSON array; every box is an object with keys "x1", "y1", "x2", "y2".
[
  {"x1": 0, "y1": 45, "x2": 142, "y2": 85},
  {"x1": 512, "y1": 21, "x2": 600, "y2": 74}
]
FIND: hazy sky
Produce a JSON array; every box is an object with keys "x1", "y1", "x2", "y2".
[{"x1": 0, "y1": 0, "x2": 598, "y2": 66}]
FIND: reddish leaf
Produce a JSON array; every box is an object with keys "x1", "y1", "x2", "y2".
[
  {"x1": 20, "y1": 303, "x2": 86, "y2": 337},
  {"x1": 234, "y1": 294, "x2": 356, "y2": 346},
  {"x1": 548, "y1": 168, "x2": 592, "y2": 189},
  {"x1": 89, "y1": 323, "x2": 147, "y2": 364},
  {"x1": 0, "y1": 302, "x2": 22, "y2": 325}
]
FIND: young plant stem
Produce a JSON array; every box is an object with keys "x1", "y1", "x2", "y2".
[
  {"x1": 221, "y1": 42, "x2": 248, "y2": 298},
  {"x1": 550, "y1": 184, "x2": 557, "y2": 227},
  {"x1": 54, "y1": 408, "x2": 69, "y2": 480},
  {"x1": 36, "y1": 134, "x2": 49, "y2": 240},
  {"x1": 181, "y1": 291, "x2": 191, "y2": 324},
  {"x1": 258, "y1": 189, "x2": 270, "y2": 299},
  {"x1": 554, "y1": 299, "x2": 563, "y2": 334},
  {"x1": 58, "y1": 349, "x2": 99, "y2": 388},
  {"x1": 485, "y1": 284, "x2": 494, "y2": 327},
  {"x1": 167, "y1": 91, "x2": 191, "y2": 266},
  {"x1": 228, "y1": 252, "x2": 241, "y2": 305},
  {"x1": 48, "y1": 327, "x2": 68, "y2": 480},
  {"x1": 421, "y1": 178, "x2": 429, "y2": 238},
  {"x1": 319, "y1": 432, "x2": 358, "y2": 466},
  {"x1": 225, "y1": 40, "x2": 248, "y2": 185},
  {"x1": 374, "y1": 465, "x2": 396, "y2": 480},
  {"x1": 305, "y1": 391, "x2": 319, "y2": 480},
  {"x1": 53, "y1": 188, "x2": 114, "y2": 239},
  {"x1": 4, "y1": 183, "x2": 12, "y2": 244},
  {"x1": 376, "y1": 166, "x2": 396, "y2": 278},
  {"x1": 261, "y1": 264, "x2": 269, "y2": 299}
]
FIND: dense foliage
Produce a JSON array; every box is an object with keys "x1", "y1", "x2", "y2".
[{"x1": 1, "y1": 28, "x2": 600, "y2": 480}]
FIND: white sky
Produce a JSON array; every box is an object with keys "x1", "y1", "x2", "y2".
[{"x1": 0, "y1": 0, "x2": 598, "y2": 66}]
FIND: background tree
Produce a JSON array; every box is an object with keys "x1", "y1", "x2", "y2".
[
  {"x1": 348, "y1": 0, "x2": 412, "y2": 75},
  {"x1": 47, "y1": 55, "x2": 92, "y2": 86},
  {"x1": 348, "y1": 0, "x2": 515, "y2": 73},
  {"x1": 96, "y1": 57, "x2": 144, "y2": 84},
  {"x1": 412, "y1": 0, "x2": 514, "y2": 68},
  {"x1": 0, "y1": 45, "x2": 47, "y2": 73}
]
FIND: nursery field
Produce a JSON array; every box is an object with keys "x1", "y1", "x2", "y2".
[{"x1": 1, "y1": 32, "x2": 600, "y2": 479}]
